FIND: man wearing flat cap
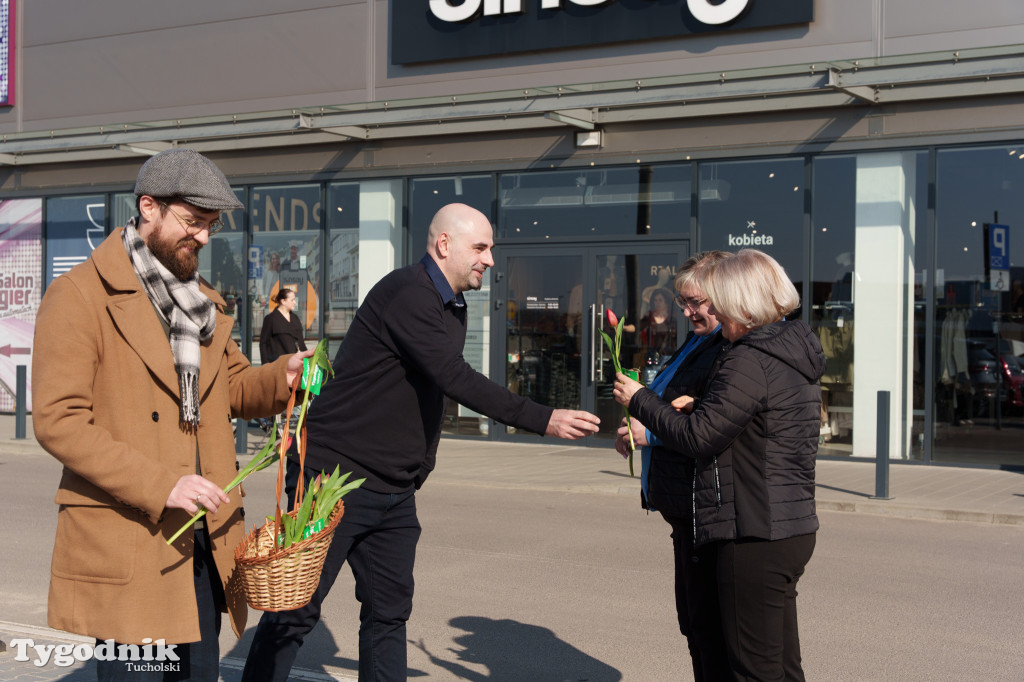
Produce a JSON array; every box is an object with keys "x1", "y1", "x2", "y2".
[{"x1": 33, "y1": 148, "x2": 314, "y2": 680}]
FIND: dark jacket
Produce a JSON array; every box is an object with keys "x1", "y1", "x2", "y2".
[
  {"x1": 304, "y1": 261, "x2": 553, "y2": 493},
  {"x1": 644, "y1": 329, "x2": 728, "y2": 516},
  {"x1": 631, "y1": 320, "x2": 825, "y2": 546},
  {"x1": 259, "y1": 307, "x2": 307, "y2": 364}
]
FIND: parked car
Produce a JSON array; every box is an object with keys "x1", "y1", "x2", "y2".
[
  {"x1": 983, "y1": 340, "x2": 1024, "y2": 410},
  {"x1": 966, "y1": 340, "x2": 999, "y2": 414}
]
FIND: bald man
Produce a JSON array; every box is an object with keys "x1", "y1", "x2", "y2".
[{"x1": 243, "y1": 203, "x2": 600, "y2": 682}]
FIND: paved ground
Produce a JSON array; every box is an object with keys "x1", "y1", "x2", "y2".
[{"x1": 2, "y1": 415, "x2": 1023, "y2": 680}]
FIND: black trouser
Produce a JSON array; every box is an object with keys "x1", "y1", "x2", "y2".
[
  {"x1": 96, "y1": 526, "x2": 225, "y2": 681},
  {"x1": 717, "y1": 533, "x2": 816, "y2": 682},
  {"x1": 242, "y1": 459, "x2": 421, "y2": 682},
  {"x1": 661, "y1": 513, "x2": 732, "y2": 682}
]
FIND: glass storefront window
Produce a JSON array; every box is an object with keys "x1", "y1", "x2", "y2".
[
  {"x1": 111, "y1": 193, "x2": 136, "y2": 233},
  {"x1": 201, "y1": 188, "x2": 246, "y2": 340},
  {"x1": 15, "y1": 147, "x2": 1022, "y2": 468},
  {"x1": 934, "y1": 146, "x2": 1024, "y2": 467},
  {"x1": 45, "y1": 195, "x2": 106, "y2": 287},
  {"x1": 249, "y1": 184, "x2": 322, "y2": 363},
  {"x1": 810, "y1": 153, "x2": 928, "y2": 460},
  {"x1": 811, "y1": 156, "x2": 857, "y2": 456},
  {"x1": 698, "y1": 157, "x2": 805, "y2": 315},
  {"x1": 326, "y1": 183, "x2": 360, "y2": 348},
  {"x1": 499, "y1": 164, "x2": 690, "y2": 240},
  {"x1": 409, "y1": 175, "x2": 493, "y2": 261}
]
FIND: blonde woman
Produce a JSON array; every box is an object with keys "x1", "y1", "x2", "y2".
[{"x1": 614, "y1": 249, "x2": 825, "y2": 681}]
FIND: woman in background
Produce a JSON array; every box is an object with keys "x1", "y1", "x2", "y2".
[
  {"x1": 639, "y1": 286, "x2": 678, "y2": 363},
  {"x1": 260, "y1": 288, "x2": 306, "y2": 365}
]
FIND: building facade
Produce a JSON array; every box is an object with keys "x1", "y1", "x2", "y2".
[{"x1": 1, "y1": 0, "x2": 1023, "y2": 467}]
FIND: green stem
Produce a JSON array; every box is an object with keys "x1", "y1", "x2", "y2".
[{"x1": 165, "y1": 426, "x2": 282, "y2": 545}]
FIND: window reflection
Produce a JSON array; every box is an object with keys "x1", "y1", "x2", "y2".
[
  {"x1": 934, "y1": 146, "x2": 1024, "y2": 466},
  {"x1": 811, "y1": 157, "x2": 856, "y2": 455},
  {"x1": 326, "y1": 183, "x2": 360, "y2": 341},
  {"x1": 249, "y1": 184, "x2": 322, "y2": 363},
  {"x1": 499, "y1": 164, "x2": 690, "y2": 239},
  {"x1": 698, "y1": 158, "x2": 805, "y2": 313}
]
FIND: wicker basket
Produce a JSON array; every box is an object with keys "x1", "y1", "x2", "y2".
[{"x1": 234, "y1": 502, "x2": 345, "y2": 612}]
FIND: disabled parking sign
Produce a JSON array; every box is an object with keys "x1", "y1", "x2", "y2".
[{"x1": 987, "y1": 223, "x2": 1009, "y2": 291}]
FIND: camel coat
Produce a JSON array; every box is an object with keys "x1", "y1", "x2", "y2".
[{"x1": 32, "y1": 228, "x2": 293, "y2": 644}]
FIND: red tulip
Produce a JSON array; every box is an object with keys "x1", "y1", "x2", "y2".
[{"x1": 606, "y1": 308, "x2": 619, "y2": 328}]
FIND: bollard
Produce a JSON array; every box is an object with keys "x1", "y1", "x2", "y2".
[
  {"x1": 15, "y1": 365, "x2": 27, "y2": 440},
  {"x1": 235, "y1": 418, "x2": 247, "y2": 454},
  {"x1": 870, "y1": 390, "x2": 892, "y2": 500}
]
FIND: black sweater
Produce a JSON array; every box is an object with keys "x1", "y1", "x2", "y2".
[
  {"x1": 631, "y1": 320, "x2": 825, "y2": 546},
  {"x1": 304, "y1": 261, "x2": 553, "y2": 493}
]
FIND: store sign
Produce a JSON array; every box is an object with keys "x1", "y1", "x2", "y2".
[
  {"x1": 391, "y1": 0, "x2": 813, "y2": 64},
  {"x1": 0, "y1": 198, "x2": 42, "y2": 413},
  {"x1": 727, "y1": 231, "x2": 774, "y2": 246},
  {"x1": 0, "y1": 0, "x2": 11, "y2": 105}
]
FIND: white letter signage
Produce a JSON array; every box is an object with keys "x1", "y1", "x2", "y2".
[{"x1": 397, "y1": 0, "x2": 814, "y2": 65}]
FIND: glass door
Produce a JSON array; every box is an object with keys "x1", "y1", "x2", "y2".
[{"x1": 497, "y1": 243, "x2": 688, "y2": 443}]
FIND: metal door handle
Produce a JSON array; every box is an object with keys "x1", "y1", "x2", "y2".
[{"x1": 589, "y1": 304, "x2": 596, "y2": 383}]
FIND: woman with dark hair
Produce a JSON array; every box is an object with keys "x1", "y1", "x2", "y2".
[
  {"x1": 259, "y1": 288, "x2": 307, "y2": 365},
  {"x1": 640, "y1": 286, "x2": 677, "y2": 362},
  {"x1": 614, "y1": 249, "x2": 825, "y2": 681},
  {"x1": 617, "y1": 251, "x2": 732, "y2": 681}
]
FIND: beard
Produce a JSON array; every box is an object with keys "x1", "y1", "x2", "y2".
[{"x1": 145, "y1": 225, "x2": 202, "y2": 281}]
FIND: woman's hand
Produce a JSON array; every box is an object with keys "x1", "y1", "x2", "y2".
[
  {"x1": 612, "y1": 371, "x2": 643, "y2": 407},
  {"x1": 613, "y1": 417, "x2": 648, "y2": 458},
  {"x1": 670, "y1": 395, "x2": 695, "y2": 414}
]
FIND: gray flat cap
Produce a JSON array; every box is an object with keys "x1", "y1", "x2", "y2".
[{"x1": 134, "y1": 148, "x2": 244, "y2": 211}]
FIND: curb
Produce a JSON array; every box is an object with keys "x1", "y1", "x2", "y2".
[{"x1": 816, "y1": 500, "x2": 1024, "y2": 526}]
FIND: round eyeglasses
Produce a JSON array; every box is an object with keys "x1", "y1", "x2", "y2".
[
  {"x1": 160, "y1": 203, "x2": 226, "y2": 236},
  {"x1": 674, "y1": 295, "x2": 707, "y2": 314}
]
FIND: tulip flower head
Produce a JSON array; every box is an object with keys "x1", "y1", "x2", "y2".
[{"x1": 606, "y1": 308, "x2": 619, "y2": 329}]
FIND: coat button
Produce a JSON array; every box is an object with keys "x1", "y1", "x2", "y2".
[
  {"x1": 240, "y1": 508, "x2": 246, "y2": 519},
  {"x1": 152, "y1": 412, "x2": 159, "y2": 422}
]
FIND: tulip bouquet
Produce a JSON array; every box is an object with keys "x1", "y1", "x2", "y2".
[
  {"x1": 272, "y1": 465, "x2": 364, "y2": 550},
  {"x1": 166, "y1": 339, "x2": 335, "y2": 545},
  {"x1": 599, "y1": 309, "x2": 638, "y2": 476}
]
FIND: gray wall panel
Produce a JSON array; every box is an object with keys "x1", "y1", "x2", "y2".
[
  {"x1": 884, "y1": 0, "x2": 1024, "y2": 38},
  {"x1": 24, "y1": 1, "x2": 364, "y2": 46},
  {"x1": 14, "y1": 3, "x2": 370, "y2": 130}
]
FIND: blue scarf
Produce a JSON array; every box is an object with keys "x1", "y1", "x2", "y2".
[{"x1": 640, "y1": 326, "x2": 721, "y2": 506}]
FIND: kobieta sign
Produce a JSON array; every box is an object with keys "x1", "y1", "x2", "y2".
[{"x1": 391, "y1": 0, "x2": 813, "y2": 64}]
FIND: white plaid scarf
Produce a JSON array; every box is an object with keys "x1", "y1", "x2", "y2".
[{"x1": 122, "y1": 219, "x2": 216, "y2": 426}]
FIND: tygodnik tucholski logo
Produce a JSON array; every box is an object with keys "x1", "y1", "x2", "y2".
[{"x1": 9, "y1": 638, "x2": 180, "y2": 671}]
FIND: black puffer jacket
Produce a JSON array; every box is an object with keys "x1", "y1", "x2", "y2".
[
  {"x1": 630, "y1": 320, "x2": 826, "y2": 547},
  {"x1": 644, "y1": 329, "x2": 729, "y2": 516}
]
